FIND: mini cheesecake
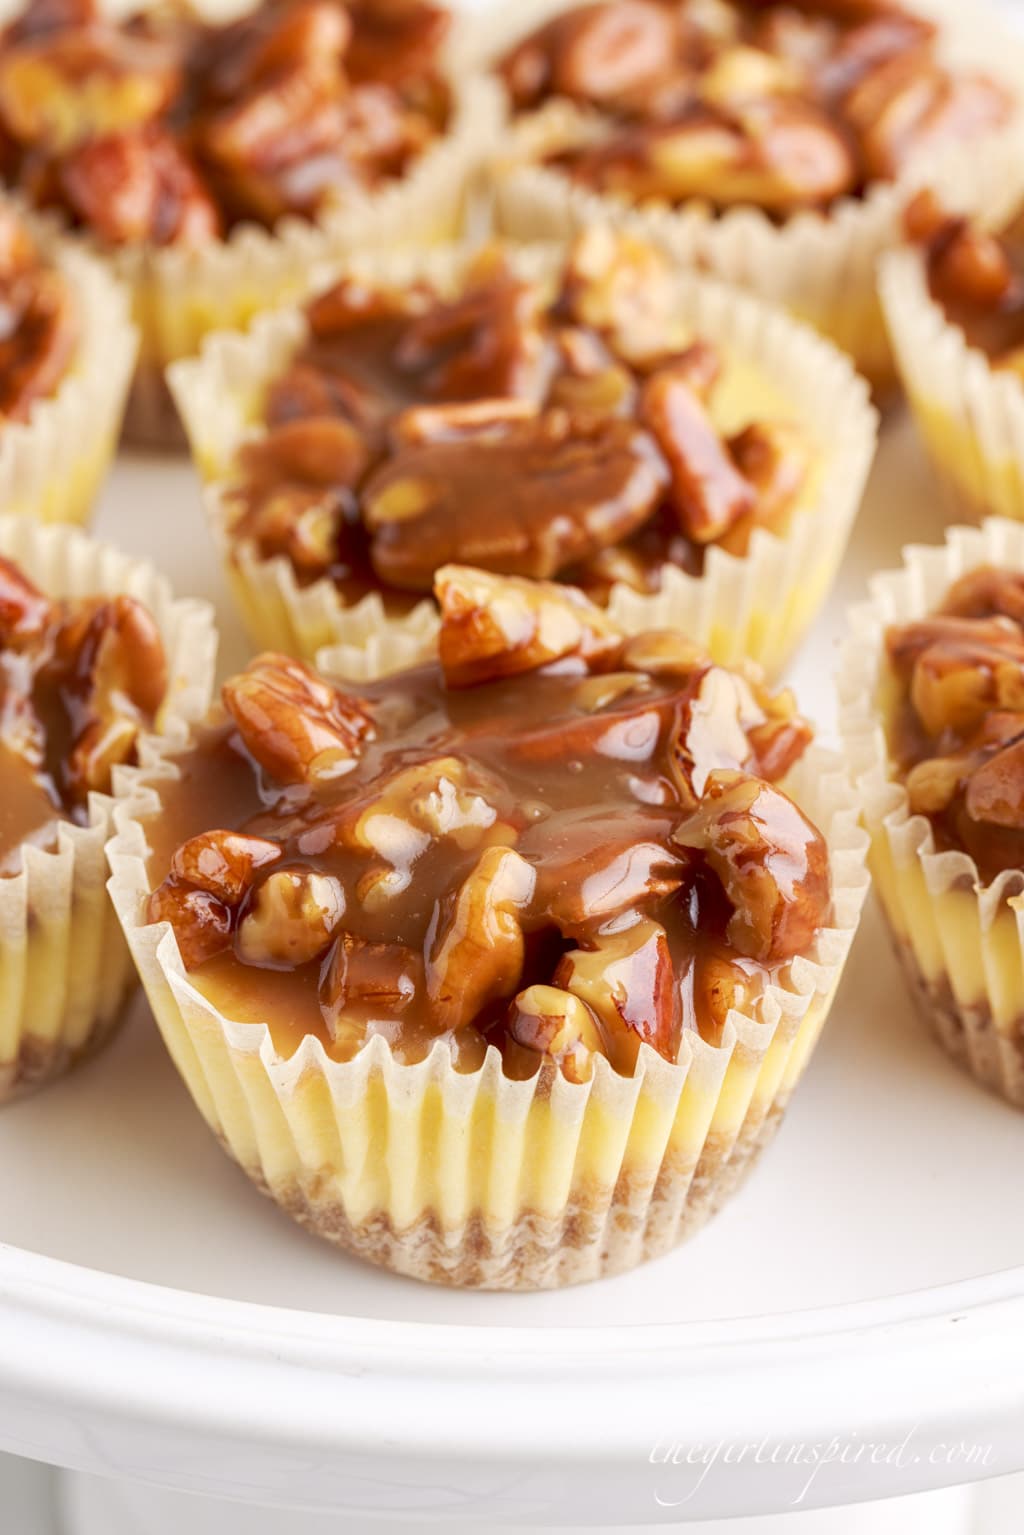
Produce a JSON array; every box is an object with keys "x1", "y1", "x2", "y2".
[
  {"x1": 110, "y1": 565, "x2": 868, "y2": 1288},
  {"x1": 0, "y1": 518, "x2": 215, "y2": 1100}
]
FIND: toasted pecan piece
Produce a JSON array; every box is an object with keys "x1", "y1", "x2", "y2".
[
  {"x1": 222, "y1": 652, "x2": 375, "y2": 786},
  {"x1": 434, "y1": 564, "x2": 623, "y2": 687},
  {"x1": 554, "y1": 915, "x2": 681, "y2": 1072},
  {"x1": 674, "y1": 769, "x2": 830, "y2": 964},
  {"x1": 507, "y1": 983, "x2": 606, "y2": 1083}
]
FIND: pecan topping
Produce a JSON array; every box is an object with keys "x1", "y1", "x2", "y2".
[
  {"x1": 149, "y1": 579, "x2": 828, "y2": 1077},
  {"x1": 222, "y1": 652, "x2": 374, "y2": 786},
  {"x1": 0, "y1": 560, "x2": 168, "y2": 852},
  {"x1": 435, "y1": 564, "x2": 621, "y2": 686},
  {"x1": 886, "y1": 569, "x2": 1024, "y2": 880},
  {"x1": 908, "y1": 195, "x2": 1024, "y2": 371},
  {"x1": 230, "y1": 231, "x2": 811, "y2": 606},
  {"x1": 674, "y1": 769, "x2": 830, "y2": 963},
  {"x1": 0, "y1": 204, "x2": 78, "y2": 421},
  {"x1": 0, "y1": 0, "x2": 451, "y2": 243},
  {"x1": 363, "y1": 407, "x2": 669, "y2": 589},
  {"x1": 501, "y1": 0, "x2": 1011, "y2": 212}
]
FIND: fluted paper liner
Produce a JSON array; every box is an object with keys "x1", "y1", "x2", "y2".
[
  {"x1": 0, "y1": 517, "x2": 216, "y2": 1102},
  {"x1": 880, "y1": 211, "x2": 1024, "y2": 522},
  {"x1": 77, "y1": 71, "x2": 502, "y2": 449},
  {"x1": 464, "y1": 0, "x2": 1024, "y2": 391},
  {"x1": 170, "y1": 242, "x2": 877, "y2": 681},
  {"x1": 107, "y1": 630, "x2": 869, "y2": 1290},
  {"x1": 838, "y1": 516, "x2": 1024, "y2": 1107},
  {"x1": 0, "y1": 227, "x2": 136, "y2": 526}
]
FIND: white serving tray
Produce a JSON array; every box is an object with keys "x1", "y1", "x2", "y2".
[{"x1": 0, "y1": 414, "x2": 1022, "y2": 1527}]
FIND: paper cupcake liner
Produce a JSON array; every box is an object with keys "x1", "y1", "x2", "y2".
[
  {"x1": 880, "y1": 227, "x2": 1024, "y2": 524},
  {"x1": 170, "y1": 243, "x2": 877, "y2": 680},
  {"x1": 107, "y1": 699, "x2": 868, "y2": 1289},
  {"x1": 0, "y1": 516, "x2": 217, "y2": 1103},
  {"x1": 838, "y1": 516, "x2": 1024, "y2": 1107},
  {"x1": 0, "y1": 227, "x2": 137, "y2": 525},
  {"x1": 468, "y1": 0, "x2": 1024, "y2": 393}
]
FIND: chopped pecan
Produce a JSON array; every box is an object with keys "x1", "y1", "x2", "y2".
[
  {"x1": 235, "y1": 866, "x2": 345, "y2": 966},
  {"x1": 555, "y1": 916, "x2": 680, "y2": 1072},
  {"x1": 148, "y1": 828, "x2": 281, "y2": 969},
  {"x1": 0, "y1": 263, "x2": 78, "y2": 421},
  {"x1": 319, "y1": 929, "x2": 423, "y2": 1033},
  {"x1": 391, "y1": 268, "x2": 549, "y2": 403},
  {"x1": 230, "y1": 482, "x2": 350, "y2": 581},
  {"x1": 940, "y1": 566, "x2": 1024, "y2": 624},
  {"x1": 845, "y1": 53, "x2": 1011, "y2": 182},
  {"x1": 566, "y1": 98, "x2": 857, "y2": 212},
  {"x1": 239, "y1": 417, "x2": 371, "y2": 492},
  {"x1": 670, "y1": 664, "x2": 766, "y2": 801},
  {"x1": 434, "y1": 564, "x2": 622, "y2": 687},
  {"x1": 674, "y1": 769, "x2": 830, "y2": 964},
  {"x1": 560, "y1": 226, "x2": 680, "y2": 366},
  {"x1": 222, "y1": 652, "x2": 375, "y2": 786},
  {"x1": 887, "y1": 618, "x2": 1024, "y2": 737},
  {"x1": 0, "y1": 19, "x2": 181, "y2": 151},
  {"x1": 195, "y1": 0, "x2": 350, "y2": 102},
  {"x1": 724, "y1": 421, "x2": 808, "y2": 539},
  {"x1": 344, "y1": 0, "x2": 450, "y2": 90},
  {"x1": 520, "y1": 805, "x2": 688, "y2": 935},
  {"x1": 689, "y1": 944, "x2": 759, "y2": 1044},
  {"x1": 962, "y1": 737, "x2": 1024, "y2": 829},
  {"x1": 50, "y1": 594, "x2": 168, "y2": 802},
  {"x1": 425, "y1": 844, "x2": 535, "y2": 1032},
  {"x1": 546, "y1": 0, "x2": 680, "y2": 108},
  {"x1": 507, "y1": 983, "x2": 605, "y2": 1083},
  {"x1": 146, "y1": 884, "x2": 234, "y2": 970},
  {"x1": 640, "y1": 365, "x2": 755, "y2": 543},
  {"x1": 59, "y1": 125, "x2": 220, "y2": 248},
  {"x1": 363, "y1": 407, "x2": 667, "y2": 589}
]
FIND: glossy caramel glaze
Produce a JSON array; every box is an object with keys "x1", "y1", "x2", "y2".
[
  {"x1": 500, "y1": 0, "x2": 1012, "y2": 214},
  {"x1": 148, "y1": 577, "x2": 831, "y2": 1080},
  {"x1": 0, "y1": 553, "x2": 167, "y2": 868},
  {"x1": 886, "y1": 565, "x2": 1024, "y2": 883},
  {"x1": 0, "y1": 0, "x2": 451, "y2": 246},
  {"x1": 228, "y1": 234, "x2": 812, "y2": 607}
]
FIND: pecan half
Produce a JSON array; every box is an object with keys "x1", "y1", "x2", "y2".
[
  {"x1": 640, "y1": 365, "x2": 755, "y2": 543},
  {"x1": 434, "y1": 564, "x2": 623, "y2": 687},
  {"x1": 222, "y1": 652, "x2": 375, "y2": 786},
  {"x1": 363, "y1": 407, "x2": 668, "y2": 589},
  {"x1": 319, "y1": 929, "x2": 423, "y2": 1034},
  {"x1": 425, "y1": 844, "x2": 535, "y2": 1032},
  {"x1": 674, "y1": 769, "x2": 830, "y2": 964},
  {"x1": 235, "y1": 866, "x2": 345, "y2": 966},
  {"x1": 555, "y1": 916, "x2": 681, "y2": 1072}
]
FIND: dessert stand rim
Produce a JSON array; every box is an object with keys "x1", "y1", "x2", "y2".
[{"x1": 1, "y1": 1240, "x2": 1024, "y2": 1496}]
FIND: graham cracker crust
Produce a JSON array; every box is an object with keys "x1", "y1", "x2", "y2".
[
  {"x1": 224, "y1": 1101, "x2": 788, "y2": 1291},
  {"x1": 892, "y1": 936, "x2": 1024, "y2": 1109},
  {"x1": 0, "y1": 998, "x2": 132, "y2": 1106}
]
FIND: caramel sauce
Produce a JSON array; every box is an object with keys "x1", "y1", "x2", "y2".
[
  {"x1": 148, "y1": 655, "x2": 827, "y2": 1074},
  {"x1": 886, "y1": 565, "x2": 1024, "y2": 883},
  {"x1": 501, "y1": 0, "x2": 1011, "y2": 211},
  {"x1": 0, "y1": 0, "x2": 451, "y2": 246},
  {"x1": 926, "y1": 210, "x2": 1024, "y2": 364},
  {"x1": 231, "y1": 251, "x2": 810, "y2": 608},
  {"x1": 0, "y1": 740, "x2": 60, "y2": 869}
]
